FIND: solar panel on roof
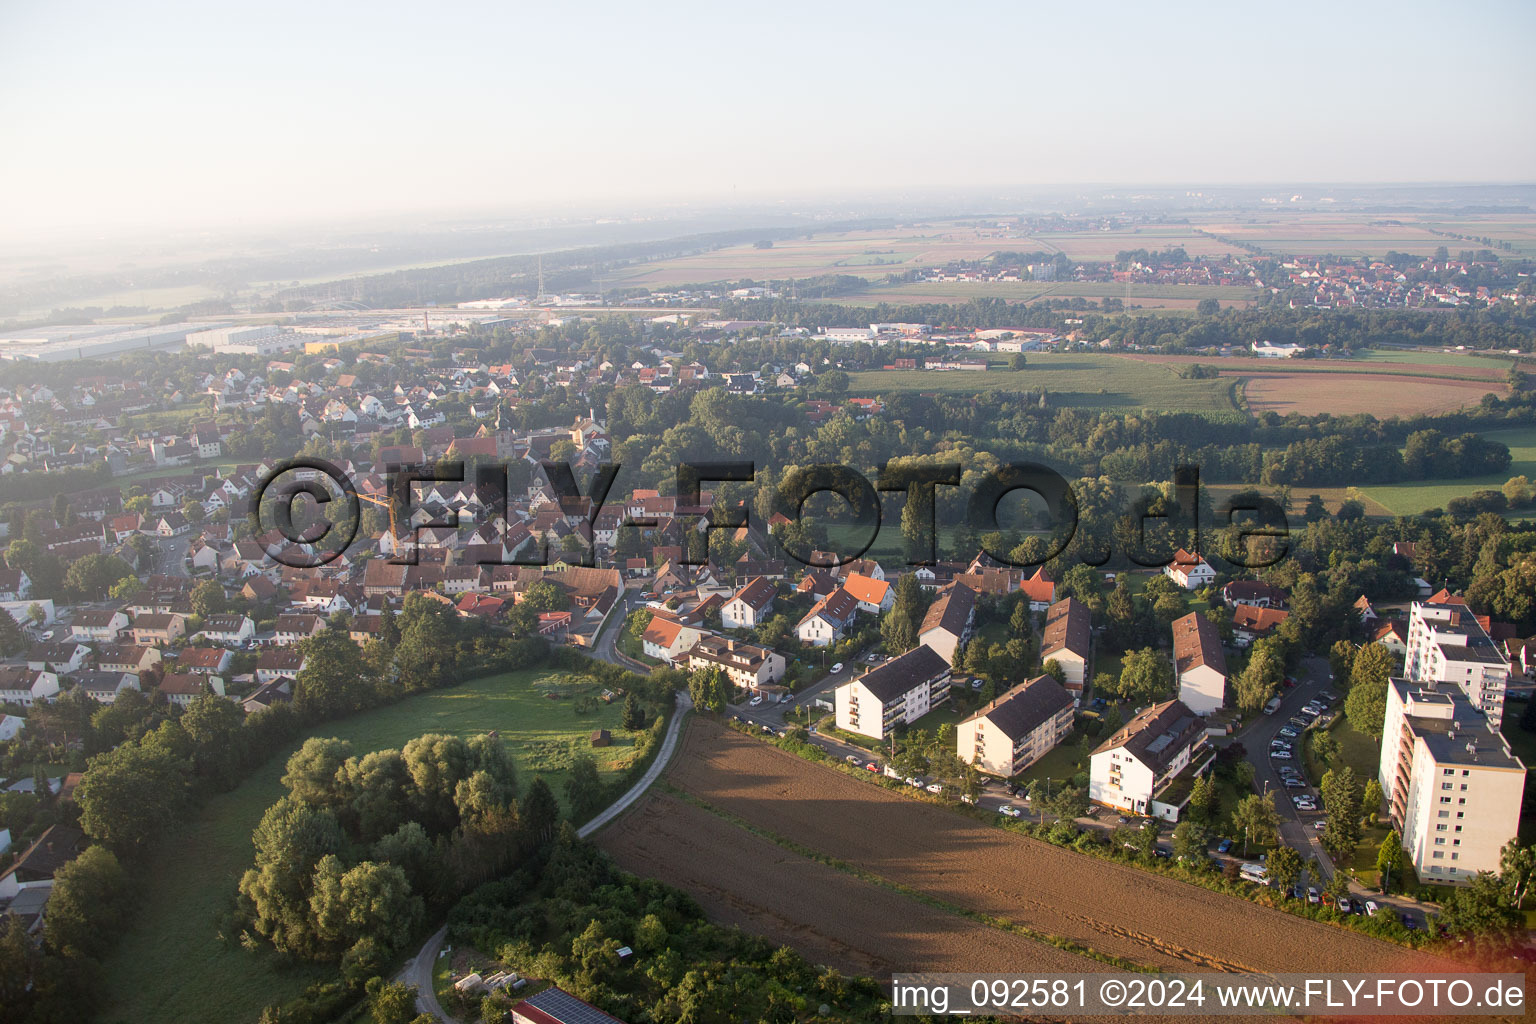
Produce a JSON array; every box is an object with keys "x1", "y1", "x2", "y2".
[{"x1": 524, "y1": 986, "x2": 626, "y2": 1024}]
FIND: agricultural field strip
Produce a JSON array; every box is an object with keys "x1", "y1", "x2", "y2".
[
  {"x1": 660, "y1": 722, "x2": 1462, "y2": 978},
  {"x1": 598, "y1": 790, "x2": 1116, "y2": 987},
  {"x1": 653, "y1": 780, "x2": 1156, "y2": 973}
]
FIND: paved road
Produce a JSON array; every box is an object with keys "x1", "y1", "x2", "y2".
[
  {"x1": 401, "y1": 688, "x2": 686, "y2": 1021},
  {"x1": 1235, "y1": 655, "x2": 1428, "y2": 926},
  {"x1": 591, "y1": 590, "x2": 650, "y2": 674}
]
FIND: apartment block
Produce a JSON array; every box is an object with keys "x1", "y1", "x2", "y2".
[
  {"x1": 958, "y1": 674, "x2": 1075, "y2": 777},
  {"x1": 834, "y1": 645, "x2": 951, "y2": 741},
  {"x1": 1378, "y1": 677, "x2": 1524, "y2": 884},
  {"x1": 1405, "y1": 598, "x2": 1511, "y2": 727}
]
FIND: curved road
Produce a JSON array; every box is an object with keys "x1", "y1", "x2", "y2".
[{"x1": 400, "y1": 691, "x2": 687, "y2": 1021}]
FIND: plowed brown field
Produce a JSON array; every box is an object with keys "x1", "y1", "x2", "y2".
[
  {"x1": 601, "y1": 719, "x2": 1463, "y2": 980},
  {"x1": 603, "y1": 790, "x2": 1101, "y2": 978}
]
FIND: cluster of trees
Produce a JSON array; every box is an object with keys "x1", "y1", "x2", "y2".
[
  {"x1": 232, "y1": 732, "x2": 539, "y2": 966},
  {"x1": 447, "y1": 829, "x2": 889, "y2": 1024}
]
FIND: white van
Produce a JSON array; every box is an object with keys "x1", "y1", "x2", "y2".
[
  {"x1": 1364, "y1": 900, "x2": 1381, "y2": 916},
  {"x1": 1240, "y1": 862, "x2": 1269, "y2": 885},
  {"x1": 1264, "y1": 696, "x2": 1283, "y2": 715}
]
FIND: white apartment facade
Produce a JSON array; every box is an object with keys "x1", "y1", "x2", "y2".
[
  {"x1": 834, "y1": 645, "x2": 951, "y2": 741},
  {"x1": 1405, "y1": 599, "x2": 1511, "y2": 727},
  {"x1": 1090, "y1": 699, "x2": 1209, "y2": 822},
  {"x1": 1378, "y1": 677, "x2": 1524, "y2": 884}
]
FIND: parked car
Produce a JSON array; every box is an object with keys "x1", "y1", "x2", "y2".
[
  {"x1": 1271, "y1": 750, "x2": 1292, "y2": 760},
  {"x1": 1364, "y1": 900, "x2": 1381, "y2": 916},
  {"x1": 905, "y1": 777, "x2": 922, "y2": 788},
  {"x1": 749, "y1": 695, "x2": 763, "y2": 707},
  {"x1": 1313, "y1": 819, "x2": 1327, "y2": 831},
  {"x1": 1118, "y1": 815, "x2": 1131, "y2": 824},
  {"x1": 1279, "y1": 727, "x2": 1299, "y2": 738},
  {"x1": 1284, "y1": 778, "x2": 1306, "y2": 788},
  {"x1": 1307, "y1": 887, "x2": 1321, "y2": 904},
  {"x1": 844, "y1": 754, "x2": 860, "y2": 764},
  {"x1": 1400, "y1": 913, "x2": 1421, "y2": 930},
  {"x1": 925, "y1": 782, "x2": 944, "y2": 794},
  {"x1": 960, "y1": 793, "x2": 976, "y2": 805},
  {"x1": 1320, "y1": 691, "x2": 1338, "y2": 703},
  {"x1": 1336, "y1": 897, "x2": 1354, "y2": 913},
  {"x1": 999, "y1": 805, "x2": 1022, "y2": 818},
  {"x1": 829, "y1": 663, "x2": 844, "y2": 674},
  {"x1": 1217, "y1": 838, "x2": 1234, "y2": 854},
  {"x1": 864, "y1": 762, "x2": 880, "y2": 772}
]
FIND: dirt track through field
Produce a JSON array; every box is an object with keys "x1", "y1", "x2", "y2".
[{"x1": 605, "y1": 720, "x2": 1465, "y2": 980}]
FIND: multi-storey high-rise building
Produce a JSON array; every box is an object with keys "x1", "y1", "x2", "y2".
[
  {"x1": 1378, "y1": 677, "x2": 1524, "y2": 885},
  {"x1": 1405, "y1": 597, "x2": 1511, "y2": 727}
]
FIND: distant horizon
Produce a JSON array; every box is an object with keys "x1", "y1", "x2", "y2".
[{"x1": 3, "y1": 0, "x2": 1533, "y2": 245}]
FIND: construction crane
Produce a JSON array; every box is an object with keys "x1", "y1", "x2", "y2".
[{"x1": 357, "y1": 490, "x2": 398, "y2": 538}]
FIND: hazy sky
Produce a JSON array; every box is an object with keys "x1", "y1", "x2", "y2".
[{"x1": 2, "y1": 0, "x2": 1533, "y2": 239}]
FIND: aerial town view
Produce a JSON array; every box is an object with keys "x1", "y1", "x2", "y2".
[{"x1": 2, "y1": 3, "x2": 1536, "y2": 1023}]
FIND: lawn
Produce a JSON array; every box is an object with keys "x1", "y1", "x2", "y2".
[
  {"x1": 1362, "y1": 425, "x2": 1536, "y2": 516},
  {"x1": 97, "y1": 667, "x2": 642, "y2": 1024},
  {"x1": 845, "y1": 353, "x2": 1240, "y2": 414}
]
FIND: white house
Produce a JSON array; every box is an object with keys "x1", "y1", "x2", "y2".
[
  {"x1": 0, "y1": 666, "x2": 59, "y2": 707},
  {"x1": 795, "y1": 588, "x2": 860, "y2": 647},
  {"x1": 834, "y1": 645, "x2": 951, "y2": 741},
  {"x1": 70, "y1": 609, "x2": 129, "y2": 643},
  {"x1": 76, "y1": 670, "x2": 140, "y2": 704},
  {"x1": 640, "y1": 614, "x2": 706, "y2": 665},
  {"x1": 840, "y1": 573, "x2": 893, "y2": 615},
  {"x1": 721, "y1": 577, "x2": 776, "y2": 630},
  {"x1": 1164, "y1": 549, "x2": 1216, "y2": 590},
  {"x1": 1172, "y1": 611, "x2": 1228, "y2": 715},
  {"x1": 197, "y1": 614, "x2": 255, "y2": 645},
  {"x1": 682, "y1": 635, "x2": 786, "y2": 691},
  {"x1": 1089, "y1": 699, "x2": 1210, "y2": 822}
]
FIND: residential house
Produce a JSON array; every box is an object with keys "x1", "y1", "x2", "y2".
[
  {"x1": 94, "y1": 643, "x2": 162, "y2": 675},
  {"x1": 1040, "y1": 597, "x2": 1092, "y2": 695},
  {"x1": 1164, "y1": 549, "x2": 1215, "y2": 590},
  {"x1": 1172, "y1": 611, "x2": 1227, "y2": 715},
  {"x1": 70, "y1": 609, "x2": 129, "y2": 643},
  {"x1": 1089, "y1": 699, "x2": 1211, "y2": 821},
  {"x1": 256, "y1": 649, "x2": 307, "y2": 684},
  {"x1": 0, "y1": 568, "x2": 31, "y2": 602},
  {"x1": 1221, "y1": 580, "x2": 1288, "y2": 610},
  {"x1": 795, "y1": 588, "x2": 859, "y2": 647},
  {"x1": 833, "y1": 645, "x2": 951, "y2": 741},
  {"x1": 957, "y1": 674, "x2": 1075, "y2": 776},
  {"x1": 241, "y1": 678, "x2": 293, "y2": 714},
  {"x1": 916, "y1": 582, "x2": 975, "y2": 666},
  {"x1": 26, "y1": 642, "x2": 89, "y2": 674},
  {"x1": 131, "y1": 612, "x2": 186, "y2": 646},
  {"x1": 273, "y1": 613, "x2": 325, "y2": 646},
  {"x1": 158, "y1": 672, "x2": 225, "y2": 707},
  {"x1": 640, "y1": 614, "x2": 706, "y2": 665},
  {"x1": 841, "y1": 572, "x2": 893, "y2": 615},
  {"x1": 75, "y1": 670, "x2": 140, "y2": 704},
  {"x1": 0, "y1": 825, "x2": 84, "y2": 900},
  {"x1": 1232, "y1": 605, "x2": 1289, "y2": 644},
  {"x1": 0, "y1": 666, "x2": 59, "y2": 707},
  {"x1": 198, "y1": 614, "x2": 255, "y2": 645},
  {"x1": 683, "y1": 635, "x2": 786, "y2": 691},
  {"x1": 721, "y1": 577, "x2": 776, "y2": 629},
  {"x1": 1019, "y1": 566, "x2": 1056, "y2": 612},
  {"x1": 178, "y1": 646, "x2": 233, "y2": 675}
]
